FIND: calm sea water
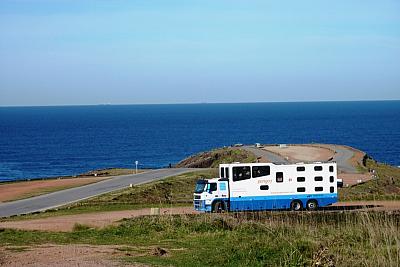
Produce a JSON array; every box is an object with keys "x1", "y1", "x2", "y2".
[{"x1": 0, "y1": 101, "x2": 399, "y2": 181}]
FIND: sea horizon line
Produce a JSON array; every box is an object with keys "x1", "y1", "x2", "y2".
[{"x1": 0, "y1": 99, "x2": 399, "y2": 108}]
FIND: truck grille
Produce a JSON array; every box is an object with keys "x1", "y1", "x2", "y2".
[{"x1": 193, "y1": 200, "x2": 202, "y2": 209}]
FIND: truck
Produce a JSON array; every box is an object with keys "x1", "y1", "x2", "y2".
[{"x1": 193, "y1": 162, "x2": 338, "y2": 212}]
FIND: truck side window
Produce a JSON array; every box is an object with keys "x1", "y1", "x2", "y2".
[
  {"x1": 276, "y1": 172, "x2": 283, "y2": 183},
  {"x1": 225, "y1": 167, "x2": 229, "y2": 178},
  {"x1": 233, "y1": 166, "x2": 251, "y2": 182},
  {"x1": 252, "y1": 166, "x2": 270, "y2": 178},
  {"x1": 314, "y1": 166, "x2": 323, "y2": 171},
  {"x1": 209, "y1": 183, "x2": 217, "y2": 192},
  {"x1": 220, "y1": 167, "x2": 225, "y2": 178},
  {"x1": 297, "y1": 177, "x2": 305, "y2": 182},
  {"x1": 219, "y1": 183, "x2": 227, "y2": 191}
]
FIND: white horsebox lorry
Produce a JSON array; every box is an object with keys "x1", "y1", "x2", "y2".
[{"x1": 194, "y1": 162, "x2": 338, "y2": 212}]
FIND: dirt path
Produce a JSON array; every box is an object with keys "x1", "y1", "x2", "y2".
[
  {"x1": 0, "y1": 207, "x2": 198, "y2": 232},
  {"x1": 0, "y1": 244, "x2": 145, "y2": 267},
  {"x1": 242, "y1": 146, "x2": 289, "y2": 163},
  {"x1": 1, "y1": 203, "x2": 400, "y2": 232},
  {"x1": 263, "y1": 145, "x2": 335, "y2": 162},
  {"x1": 338, "y1": 173, "x2": 373, "y2": 186},
  {"x1": 0, "y1": 177, "x2": 108, "y2": 203}
]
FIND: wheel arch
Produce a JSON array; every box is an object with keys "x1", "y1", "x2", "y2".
[
  {"x1": 290, "y1": 199, "x2": 304, "y2": 211},
  {"x1": 211, "y1": 199, "x2": 228, "y2": 212},
  {"x1": 306, "y1": 199, "x2": 319, "y2": 210}
]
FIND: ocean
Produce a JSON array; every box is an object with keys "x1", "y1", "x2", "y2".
[{"x1": 0, "y1": 101, "x2": 399, "y2": 181}]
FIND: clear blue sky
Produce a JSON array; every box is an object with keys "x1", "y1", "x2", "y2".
[{"x1": 0, "y1": 0, "x2": 399, "y2": 106}]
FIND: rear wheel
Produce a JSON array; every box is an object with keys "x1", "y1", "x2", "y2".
[
  {"x1": 306, "y1": 200, "x2": 318, "y2": 211},
  {"x1": 212, "y1": 201, "x2": 225, "y2": 213},
  {"x1": 290, "y1": 200, "x2": 303, "y2": 211}
]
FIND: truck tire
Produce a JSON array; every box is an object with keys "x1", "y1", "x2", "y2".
[
  {"x1": 306, "y1": 200, "x2": 318, "y2": 211},
  {"x1": 290, "y1": 200, "x2": 303, "y2": 211},
  {"x1": 212, "y1": 201, "x2": 225, "y2": 213}
]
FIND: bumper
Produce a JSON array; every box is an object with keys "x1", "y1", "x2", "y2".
[{"x1": 193, "y1": 200, "x2": 212, "y2": 212}]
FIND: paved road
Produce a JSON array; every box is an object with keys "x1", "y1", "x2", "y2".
[
  {"x1": 242, "y1": 146, "x2": 289, "y2": 164},
  {"x1": 331, "y1": 146, "x2": 357, "y2": 173},
  {"x1": 0, "y1": 168, "x2": 196, "y2": 218}
]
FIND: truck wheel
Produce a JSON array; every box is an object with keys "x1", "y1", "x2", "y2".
[
  {"x1": 306, "y1": 200, "x2": 318, "y2": 211},
  {"x1": 290, "y1": 200, "x2": 303, "y2": 211},
  {"x1": 212, "y1": 201, "x2": 225, "y2": 213}
]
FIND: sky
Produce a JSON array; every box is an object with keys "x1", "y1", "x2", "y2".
[{"x1": 0, "y1": 0, "x2": 399, "y2": 106}]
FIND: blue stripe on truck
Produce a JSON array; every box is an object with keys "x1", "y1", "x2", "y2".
[{"x1": 229, "y1": 193, "x2": 337, "y2": 211}]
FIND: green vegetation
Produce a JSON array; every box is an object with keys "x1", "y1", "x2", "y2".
[
  {"x1": 340, "y1": 160, "x2": 400, "y2": 201},
  {"x1": 84, "y1": 168, "x2": 145, "y2": 177},
  {"x1": 1, "y1": 211, "x2": 399, "y2": 266},
  {"x1": 72, "y1": 223, "x2": 93, "y2": 232},
  {"x1": 3, "y1": 246, "x2": 30, "y2": 252},
  {"x1": 175, "y1": 147, "x2": 256, "y2": 168}
]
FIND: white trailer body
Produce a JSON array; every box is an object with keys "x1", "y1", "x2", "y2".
[{"x1": 194, "y1": 162, "x2": 338, "y2": 212}]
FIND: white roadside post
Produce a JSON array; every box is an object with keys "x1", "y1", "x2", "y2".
[{"x1": 135, "y1": 160, "x2": 138, "y2": 174}]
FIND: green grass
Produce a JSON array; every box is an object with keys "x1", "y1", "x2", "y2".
[
  {"x1": 72, "y1": 223, "x2": 93, "y2": 232},
  {"x1": 1, "y1": 211, "x2": 399, "y2": 266},
  {"x1": 175, "y1": 147, "x2": 256, "y2": 168},
  {"x1": 3, "y1": 246, "x2": 30, "y2": 252},
  {"x1": 339, "y1": 160, "x2": 400, "y2": 201},
  {"x1": 85, "y1": 168, "x2": 145, "y2": 176},
  {"x1": 208, "y1": 148, "x2": 256, "y2": 168}
]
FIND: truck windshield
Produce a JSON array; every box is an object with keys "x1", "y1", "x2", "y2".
[{"x1": 194, "y1": 181, "x2": 206, "y2": 193}]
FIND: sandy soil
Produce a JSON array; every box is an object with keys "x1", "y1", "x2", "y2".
[
  {"x1": 0, "y1": 177, "x2": 108, "y2": 203},
  {"x1": 0, "y1": 244, "x2": 145, "y2": 267},
  {"x1": 0, "y1": 207, "x2": 198, "y2": 232},
  {"x1": 263, "y1": 145, "x2": 335, "y2": 162},
  {"x1": 339, "y1": 173, "x2": 373, "y2": 186}
]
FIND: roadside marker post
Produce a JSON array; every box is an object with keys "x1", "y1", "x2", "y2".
[{"x1": 135, "y1": 161, "x2": 138, "y2": 174}]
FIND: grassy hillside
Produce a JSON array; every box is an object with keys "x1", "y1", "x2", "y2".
[
  {"x1": 175, "y1": 147, "x2": 256, "y2": 168},
  {"x1": 8, "y1": 158, "x2": 400, "y2": 221},
  {"x1": 2, "y1": 157, "x2": 400, "y2": 266},
  {"x1": 1, "y1": 211, "x2": 399, "y2": 266},
  {"x1": 339, "y1": 160, "x2": 400, "y2": 201}
]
